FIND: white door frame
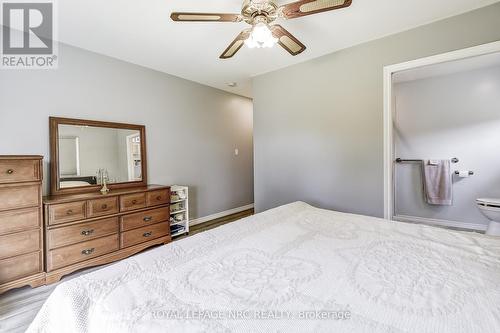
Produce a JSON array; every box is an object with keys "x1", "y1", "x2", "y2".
[{"x1": 383, "y1": 41, "x2": 500, "y2": 220}]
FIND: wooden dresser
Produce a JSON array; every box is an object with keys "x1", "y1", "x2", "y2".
[
  {"x1": 43, "y1": 185, "x2": 171, "y2": 284},
  {"x1": 0, "y1": 156, "x2": 45, "y2": 294}
]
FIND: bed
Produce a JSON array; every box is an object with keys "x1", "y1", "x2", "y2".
[{"x1": 27, "y1": 202, "x2": 500, "y2": 333}]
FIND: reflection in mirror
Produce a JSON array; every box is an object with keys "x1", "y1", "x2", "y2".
[
  {"x1": 58, "y1": 125, "x2": 142, "y2": 189},
  {"x1": 59, "y1": 136, "x2": 80, "y2": 177}
]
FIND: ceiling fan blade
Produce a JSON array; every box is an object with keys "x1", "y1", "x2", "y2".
[
  {"x1": 220, "y1": 29, "x2": 251, "y2": 59},
  {"x1": 171, "y1": 12, "x2": 242, "y2": 22},
  {"x1": 280, "y1": 0, "x2": 352, "y2": 19},
  {"x1": 270, "y1": 25, "x2": 306, "y2": 56}
]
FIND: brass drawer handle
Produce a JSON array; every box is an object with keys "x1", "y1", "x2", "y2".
[
  {"x1": 101, "y1": 204, "x2": 108, "y2": 210},
  {"x1": 143, "y1": 232, "x2": 153, "y2": 238},
  {"x1": 143, "y1": 216, "x2": 153, "y2": 222},
  {"x1": 81, "y1": 248, "x2": 95, "y2": 255},
  {"x1": 81, "y1": 229, "x2": 94, "y2": 236},
  {"x1": 6, "y1": 169, "x2": 14, "y2": 175},
  {"x1": 131, "y1": 200, "x2": 137, "y2": 204},
  {"x1": 66, "y1": 209, "x2": 73, "y2": 215},
  {"x1": 156, "y1": 196, "x2": 162, "y2": 201}
]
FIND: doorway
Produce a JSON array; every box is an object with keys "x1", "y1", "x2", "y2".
[
  {"x1": 383, "y1": 41, "x2": 500, "y2": 230},
  {"x1": 126, "y1": 133, "x2": 142, "y2": 181}
]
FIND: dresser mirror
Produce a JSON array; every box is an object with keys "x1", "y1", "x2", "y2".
[{"x1": 50, "y1": 117, "x2": 147, "y2": 195}]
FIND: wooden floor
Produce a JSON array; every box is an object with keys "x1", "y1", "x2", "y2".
[
  {"x1": 179, "y1": 208, "x2": 254, "y2": 238},
  {"x1": 0, "y1": 209, "x2": 253, "y2": 333}
]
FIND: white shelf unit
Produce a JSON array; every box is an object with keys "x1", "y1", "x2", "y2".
[{"x1": 170, "y1": 185, "x2": 189, "y2": 237}]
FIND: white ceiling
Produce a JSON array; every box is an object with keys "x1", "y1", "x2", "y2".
[
  {"x1": 394, "y1": 52, "x2": 500, "y2": 83},
  {"x1": 58, "y1": 0, "x2": 499, "y2": 98}
]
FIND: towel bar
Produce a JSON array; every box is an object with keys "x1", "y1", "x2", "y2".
[{"x1": 395, "y1": 158, "x2": 459, "y2": 163}]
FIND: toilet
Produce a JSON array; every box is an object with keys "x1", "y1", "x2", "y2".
[{"x1": 477, "y1": 198, "x2": 500, "y2": 236}]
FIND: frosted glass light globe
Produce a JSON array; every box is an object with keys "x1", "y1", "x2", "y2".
[{"x1": 244, "y1": 23, "x2": 278, "y2": 48}]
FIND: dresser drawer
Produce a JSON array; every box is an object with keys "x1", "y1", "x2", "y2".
[
  {"x1": 48, "y1": 201, "x2": 86, "y2": 225},
  {"x1": 0, "y1": 207, "x2": 40, "y2": 235},
  {"x1": 47, "y1": 234, "x2": 119, "y2": 271},
  {"x1": 48, "y1": 217, "x2": 119, "y2": 249},
  {"x1": 0, "y1": 184, "x2": 40, "y2": 211},
  {"x1": 120, "y1": 207, "x2": 170, "y2": 232},
  {"x1": 120, "y1": 193, "x2": 146, "y2": 212},
  {"x1": 0, "y1": 159, "x2": 41, "y2": 184},
  {"x1": 121, "y1": 222, "x2": 170, "y2": 248},
  {"x1": 87, "y1": 196, "x2": 119, "y2": 218},
  {"x1": 0, "y1": 251, "x2": 42, "y2": 284},
  {"x1": 0, "y1": 229, "x2": 40, "y2": 260},
  {"x1": 146, "y1": 189, "x2": 170, "y2": 207}
]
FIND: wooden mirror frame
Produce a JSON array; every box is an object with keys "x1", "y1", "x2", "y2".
[{"x1": 49, "y1": 117, "x2": 148, "y2": 196}]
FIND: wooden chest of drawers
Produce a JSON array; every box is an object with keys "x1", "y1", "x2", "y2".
[
  {"x1": 43, "y1": 185, "x2": 171, "y2": 284},
  {"x1": 0, "y1": 156, "x2": 45, "y2": 294}
]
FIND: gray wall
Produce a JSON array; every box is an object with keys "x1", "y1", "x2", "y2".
[
  {"x1": 0, "y1": 43, "x2": 254, "y2": 219},
  {"x1": 253, "y1": 3, "x2": 500, "y2": 216},
  {"x1": 394, "y1": 65, "x2": 500, "y2": 226}
]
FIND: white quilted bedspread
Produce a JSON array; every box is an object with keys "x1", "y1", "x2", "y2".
[{"x1": 27, "y1": 202, "x2": 500, "y2": 333}]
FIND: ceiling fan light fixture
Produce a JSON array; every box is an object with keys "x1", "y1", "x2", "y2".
[
  {"x1": 172, "y1": 0, "x2": 354, "y2": 59},
  {"x1": 244, "y1": 22, "x2": 278, "y2": 49}
]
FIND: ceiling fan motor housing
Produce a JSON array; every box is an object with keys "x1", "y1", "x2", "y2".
[{"x1": 241, "y1": 0, "x2": 279, "y2": 24}]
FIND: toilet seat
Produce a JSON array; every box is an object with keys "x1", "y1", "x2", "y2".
[{"x1": 477, "y1": 198, "x2": 500, "y2": 208}]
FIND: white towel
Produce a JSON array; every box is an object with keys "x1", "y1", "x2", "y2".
[{"x1": 422, "y1": 159, "x2": 452, "y2": 205}]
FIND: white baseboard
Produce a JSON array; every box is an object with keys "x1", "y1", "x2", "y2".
[
  {"x1": 190, "y1": 204, "x2": 254, "y2": 226},
  {"x1": 394, "y1": 214, "x2": 487, "y2": 232}
]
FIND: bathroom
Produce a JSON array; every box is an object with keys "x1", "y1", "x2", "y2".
[{"x1": 391, "y1": 51, "x2": 500, "y2": 235}]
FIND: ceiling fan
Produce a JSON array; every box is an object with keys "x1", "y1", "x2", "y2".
[{"x1": 171, "y1": 0, "x2": 353, "y2": 59}]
